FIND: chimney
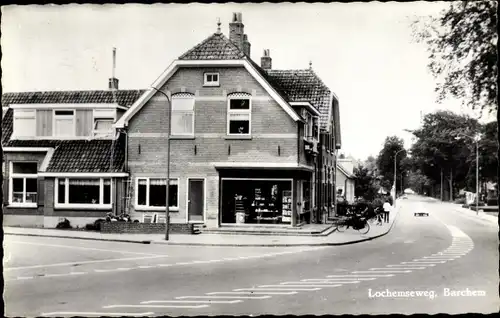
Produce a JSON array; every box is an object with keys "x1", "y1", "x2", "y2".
[
  {"x1": 243, "y1": 34, "x2": 251, "y2": 57},
  {"x1": 261, "y1": 49, "x2": 272, "y2": 70},
  {"x1": 229, "y1": 12, "x2": 244, "y2": 52},
  {"x1": 109, "y1": 47, "x2": 119, "y2": 90}
]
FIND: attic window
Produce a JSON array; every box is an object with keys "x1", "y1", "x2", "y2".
[
  {"x1": 13, "y1": 109, "x2": 36, "y2": 137},
  {"x1": 204, "y1": 73, "x2": 219, "y2": 86},
  {"x1": 93, "y1": 109, "x2": 115, "y2": 138}
]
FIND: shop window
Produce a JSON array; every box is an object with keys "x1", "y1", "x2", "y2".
[
  {"x1": 204, "y1": 72, "x2": 219, "y2": 86},
  {"x1": 135, "y1": 177, "x2": 178, "y2": 211},
  {"x1": 171, "y1": 94, "x2": 195, "y2": 136},
  {"x1": 13, "y1": 109, "x2": 36, "y2": 137},
  {"x1": 56, "y1": 178, "x2": 111, "y2": 208},
  {"x1": 227, "y1": 95, "x2": 251, "y2": 136},
  {"x1": 54, "y1": 110, "x2": 75, "y2": 137},
  {"x1": 9, "y1": 162, "x2": 38, "y2": 206},
  {"x1": 221, "y1": 179, "x2": 292, "y2": 225}
]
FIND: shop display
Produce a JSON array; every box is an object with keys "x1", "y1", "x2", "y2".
[
  {"x1": 282, "y1": 190, "x2": 292, "y2": 223},
  {"x1": 252, "y1": 187, "x2": 280, "y2": 223},
  {"x1": 235, "y1": 194, "x2": 246, "y2": 224}
]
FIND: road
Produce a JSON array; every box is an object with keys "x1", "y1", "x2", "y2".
[{"x1": 4, "y1": 196, "x2": 499, "y2": 316}]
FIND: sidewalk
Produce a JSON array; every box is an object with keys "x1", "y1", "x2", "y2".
[
  {"x1": 452, "y1": 204, "x2": 498, "y2": 224},
  {"x1": 3, "y1": 203, "x2": 401, "y2": 247}
]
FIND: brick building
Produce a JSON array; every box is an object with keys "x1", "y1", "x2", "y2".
[{"x1": 1, "y1": 12, "x2": 342, "y2": 229}]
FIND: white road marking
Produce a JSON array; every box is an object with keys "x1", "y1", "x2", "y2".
[
  {"x1": 5, "y1": 255, "x2": 166, "y2": 271},
  {"x1": 414, "y1": 258, "x2": 453, "y2": 261},
  {"x1": 302, "y1": 278, "x2": 376, "y2": 281},
  {"x1": 158, "y1": 264, "x2": 173, "y2": 267},
  {"x1": 138, "y1": 265, "x2": 155, "y2": 269},
  {"x1": 353, "y1": 270, "x2": 411, "y2": 273},
  {"x1": 401, "y1": 261, "x2": 445, "y2": 264},
  {"x1": 17, "y1": 276, "x2": 34, "y2": 280},
  {"x1": 177, "y1": 295, "x2": 272, "y2": 300},
  {"x1": 207, "y1": 291, "x2": 297, "y2": 295},
  {"x1": 141, "y1": 300, "x2": 242, "y2": 304},
  {"x1": 281, "y1": 280, "x2": 359, "y2": 285},
  {"x1": 7, "y1": 240, "x2": 163, "y2": 256},
  {"x1": 104, "y1": 304, "x2": 209, "y2": 309},
  {"x1": 70, "y1": 272, "x2": 86, "y2": 275},
  {"x1": 43, "y1": 273, "x2": 77, "y2": 278},
  {"x1": 370, "y1": 266, "x2": 426, "y2": 271},
  {"x1": 387, "y1": 264, "x2": 435, "y2": 267},
  {"x1": 268, "y1": 284, "x2": 343, "y2": 288},
  {"x1": 174, "y1": 262, "x2": 193, "y2": 265},
  {"x1": 41, "y1": 312, "x2": 154, "y2": 316},
  {"x1": 237, "y1": 287, "x2": 321, "y2": 291},
  {"x1": 423, "y1": 256, "x2": 459, "y2": 259},
  {"x1": 95, "y1": 268, "x2": 130, "y2": 273},
  {"x1": 327, "y1": 274, "x2": 394, "y2": 277}
]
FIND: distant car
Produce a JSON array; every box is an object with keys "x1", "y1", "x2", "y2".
[
  {"x1": 414, "y1": 203, "x2": 429, "y2": 217},
  {"x1": 402, "y1": 194, "x2": 408, "y2": 199}
]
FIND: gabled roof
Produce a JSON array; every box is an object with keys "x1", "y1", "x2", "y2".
[
  {"x1": 179, "y1": 33, "x2": 246, "y2": 60},
  {"x1": 266, "y1": 69, "x2": 332, "y2": 130},
  {"x1": 2, "y1": 90, "x2": 145, "y2": 107},
  {"x1": 337, "y1": 163, "x2": 354, "y2": 178}
]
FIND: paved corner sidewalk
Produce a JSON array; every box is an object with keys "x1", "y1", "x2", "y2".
[{"x1": 3, "y1": 202, "x2": 400, "y2": 247}]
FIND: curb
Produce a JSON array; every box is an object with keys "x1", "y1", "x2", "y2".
[{"x1": 3, "y1": 207, "x2": 401, "y2": 247}]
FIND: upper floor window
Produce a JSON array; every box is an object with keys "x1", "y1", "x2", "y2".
[
  {"x1": 171, "y1": 94, "x2": 195, "y2": 136},
  {"x1": 204, "y1": 72, "x2": 220, "y2": 86},
  {"x1": 227, "y1": 94, "x2": 252, "y2": 136},
  {"x1": 13, "y1": 109, "x2": 36, "y2": 137},
  {"x1": 93, "y1": 109, "x2": 115, "y2": 138},
  {"x1": 54, "y1": 110, "x2": 75, "y2": 137},
  {"x1": 9, "y1": 162, "x2": 38, "y2": 206}
]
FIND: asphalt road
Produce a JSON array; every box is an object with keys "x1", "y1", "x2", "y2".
[{"x1": 4, "y1": 195, "x2": 499, "y2": 316}]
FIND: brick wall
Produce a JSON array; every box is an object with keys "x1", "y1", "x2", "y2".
[
  {"x1": 101, "y1": 222, "x2": 194, "y2": 234},
  {"x1": 126, "y1": 66, "x2": 303, "y2": 227}
]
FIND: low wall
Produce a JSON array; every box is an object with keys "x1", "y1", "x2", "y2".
[{"x1": 101, "y1": 222, "x2": 194, "y2": 234}]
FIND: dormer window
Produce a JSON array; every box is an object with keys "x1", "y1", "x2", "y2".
[
  {"x1": 93, "y1": 109, "x2": 115, "y2": 138},
  {"x1": 13, "y1": 109, "x2": 36, "y2": 137},
  {"x1": 204, "y1": 72, "x2": 220, "y2": 86},
  {"x1": 53, "y1": 110, "x2": 75, "y2": 137}
]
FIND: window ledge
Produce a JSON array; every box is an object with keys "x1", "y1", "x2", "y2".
[
  {"x1": 225, "y1": 135, "x2": 252, "y2": 140},
  {"x1": 54, "y1": 204, "x2": 112, "y2": 210},
  {"x1": 170, "y1": 135, "x2": 195, "y2": 140},
  {"x1": 203, "y1": 83, "x2": 220, "y2": 87},
  {"x1": 135, "y1": 206, "x2": 179, "y2": 212},
  {"x1": 7, "y1": 203, "x2": 37, "y2": 208}
]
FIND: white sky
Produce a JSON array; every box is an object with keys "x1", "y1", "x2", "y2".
[{"x1": 1, "y1": 3, "x2": 492, "y2": 160}]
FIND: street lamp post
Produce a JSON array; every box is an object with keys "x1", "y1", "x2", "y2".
[
  {"x1": 151, "y1": 87, "x2": 171, "y2": 240},
  {"x1": 456, "y1": 132, "x2": 480, "y2": 215}
]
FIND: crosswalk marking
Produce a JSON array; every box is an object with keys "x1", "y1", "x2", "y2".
[
  {"x1": 141, "y1": 300, "x2": 242, "y2": 304},
  {"x1": 103, "y1": 304, "x2": 209, "y2": 309},
  {"x1": 302, "y1": 278, "x2": 376, "y2": 281},
  {"x1": 327, "y1": 274, "x2": 394, "y2": 277},
  {"x1": 353, "y1": 270, "x2": 411, "y2": 273},
  {"x1": 206, "y1": 291, "x2": 297, "y2": 295},
  {"x1": 177, "y1": 295, "x2": 272, "y2": 300},
  {"x1": 236, "y1": 287, "x2": 321, "y2": 291},
  {"x1": 266, "y1": 284, "x2": 342, "y2": 288}
]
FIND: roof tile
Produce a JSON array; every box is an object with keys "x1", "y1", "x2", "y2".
[{"x1": 179, "y1": 33, "x2": 245, "y2": 60}]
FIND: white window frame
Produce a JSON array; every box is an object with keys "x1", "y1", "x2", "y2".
[
  {"x1": 54, "y1": 177, "x2": 112, "y2": 209},
  {"x1": 13, "y1": 109, "x2": 36, "y2": 138},
  {"x1": 171, "y1": 94, "x2": 195, "y2": 136},
  {"x1": 93, "y1": 109, "x2": 116, "y2": 138},
  {"x1": 9, "y1": 161, "x2": 38, "y2": 207},
  {"x1": 134, "y1": 177, "x2": 179, "y2": 212},
  {"x1": 53, "y1": 109, "x2": 76, "y2": 137},
  {"x1": 227, "y1": 94, "x2": 252, "y2": 136},
  {"x1": 204, "y1": 72, "x2": 220, "y2": 86}
]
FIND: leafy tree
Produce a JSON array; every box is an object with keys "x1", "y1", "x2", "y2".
[
  {"x1": 409, "y1": 110, "x2": 480, "y2": 199},
  {"x1": 376, "y1": 136, "x2": 406, "y2": 192},
  {"x1": 407, "y1": 169, "x2": 433, "y2": 194},
  {"x1": 412, "y1": 1, "x2": 498, "y2": 114},
  {"x1": 354, "y1": 163, "x2": 378, "y2": 201},
  {"x1": 479, "y1": 120, "x2": 498, "y2": 183}
]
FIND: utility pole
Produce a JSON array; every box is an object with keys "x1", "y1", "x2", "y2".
[
  {"x1": 151, "y1": 87, "x2": 171, "y2": 240},
  {"x1": 440, "y1": 169, "x2": 443, "y2": 201}
]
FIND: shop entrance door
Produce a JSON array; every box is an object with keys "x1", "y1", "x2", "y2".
[{"x1": 188, "y1": 178, "x2": 204, "y2": 223}]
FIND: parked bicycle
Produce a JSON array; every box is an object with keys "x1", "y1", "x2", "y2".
[
  {"x1": 366, "y1": 206, "x2": 384, "y2": 226},
  {"x1": 333, "y1": 208, "x2": 370, "y2": 234}
]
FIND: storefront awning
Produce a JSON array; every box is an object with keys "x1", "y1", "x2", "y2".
[{"x1": 214, "y1": 162, "x2": 314, "y2": 172}]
